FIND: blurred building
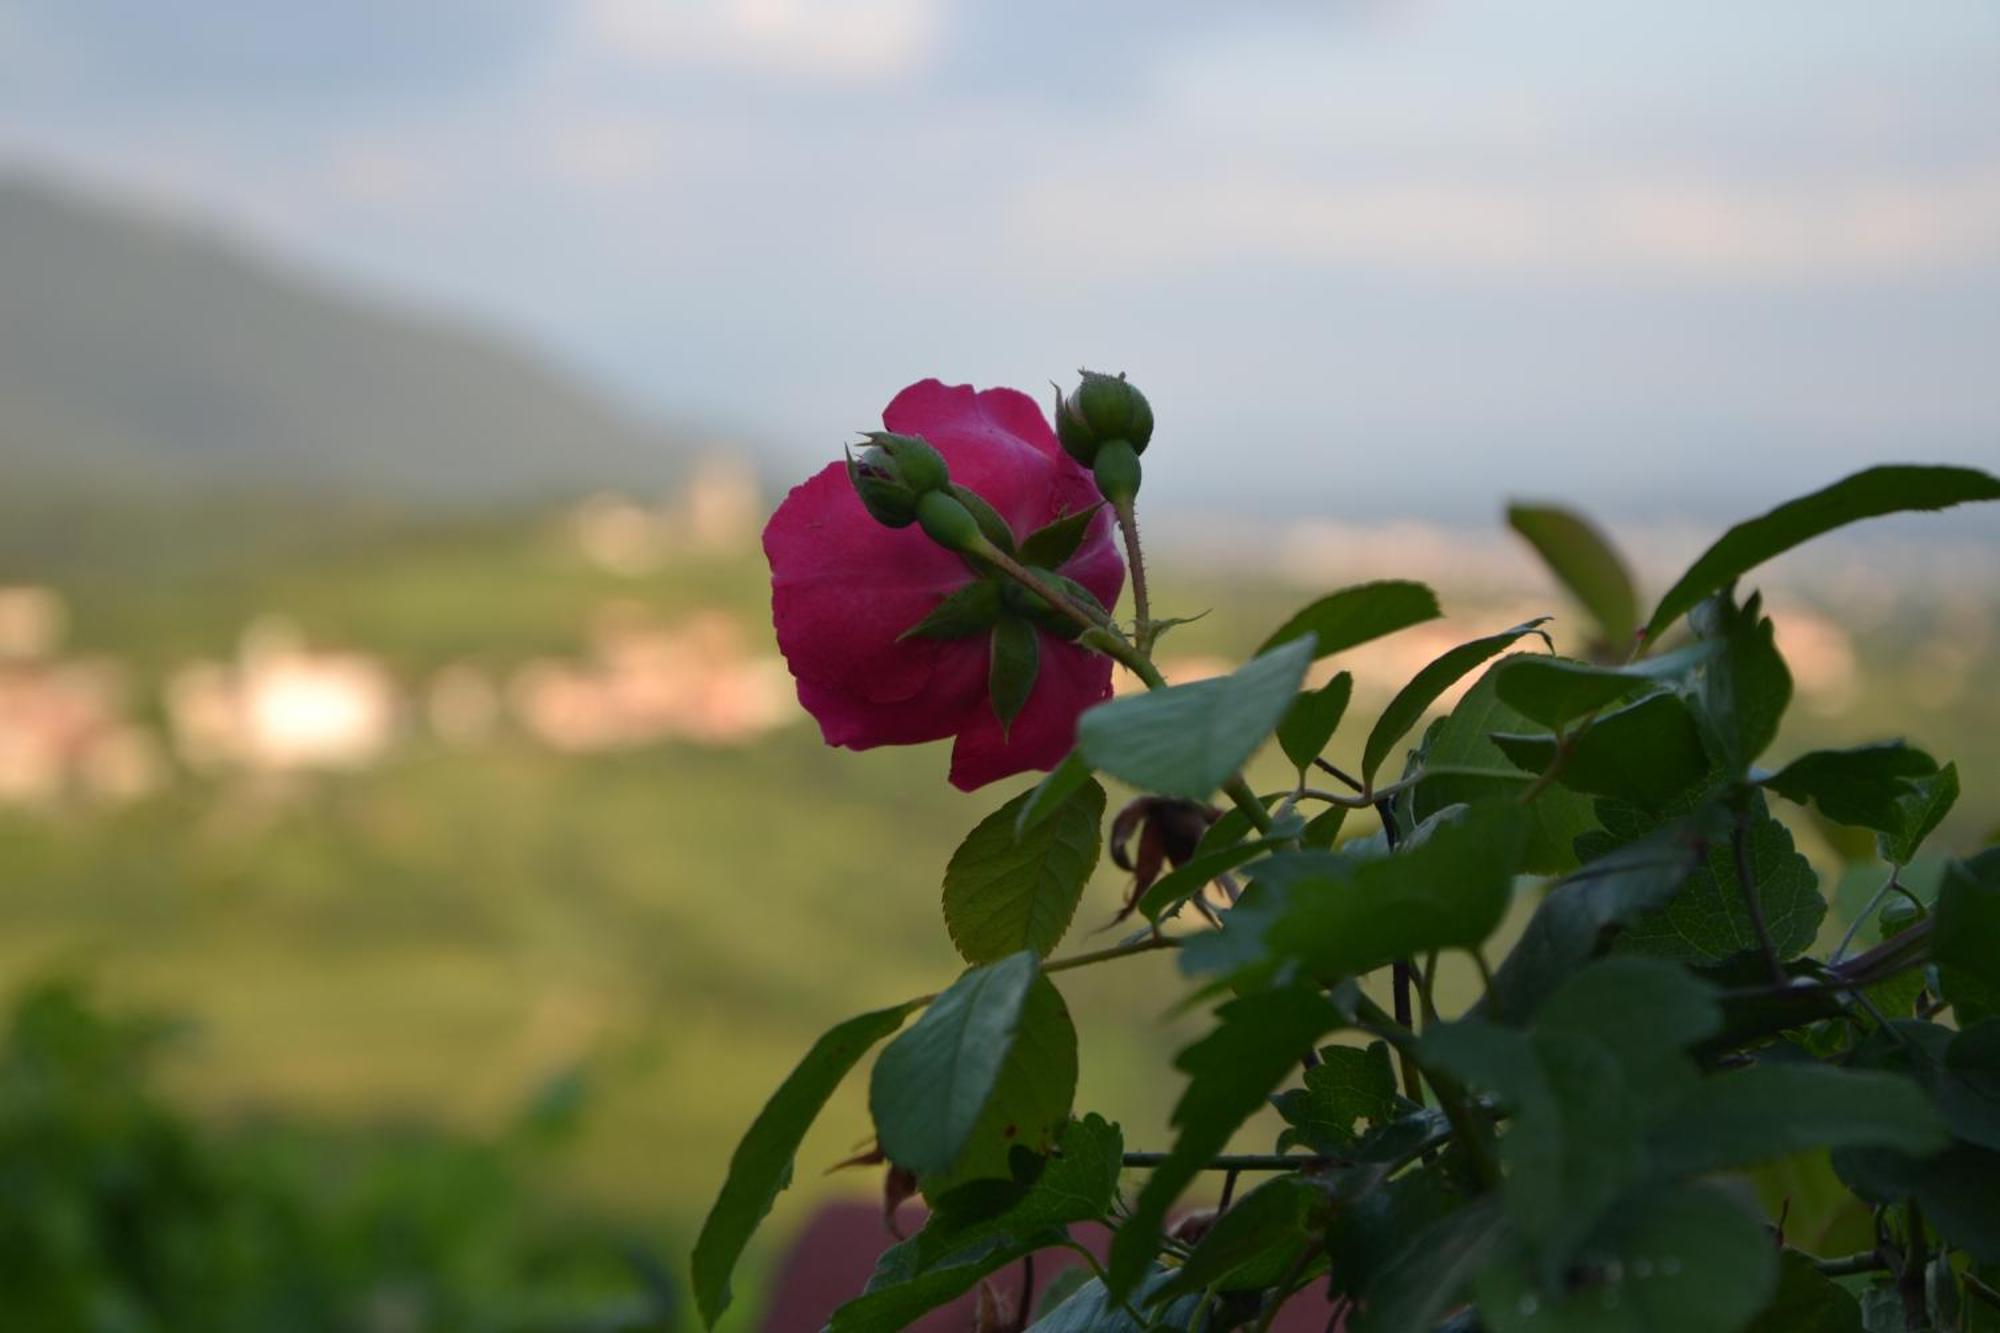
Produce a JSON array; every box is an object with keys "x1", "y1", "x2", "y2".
[
  {"x1": 0, "y1": 586, "x2": 165, "y2": 807},
  {"x1": 508, "y1": 605, "x2": 793, "y2": 752},
  {"x1": 569, "y1": 455, "x2": 763, "y2": 575},
  {"x1": 165, "y1": 618, "x2": 400, "y2": 773}
]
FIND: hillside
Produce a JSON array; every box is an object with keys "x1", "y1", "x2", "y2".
[{"x1": 0, "y1": 174, "x2": 681, "y2": 500}]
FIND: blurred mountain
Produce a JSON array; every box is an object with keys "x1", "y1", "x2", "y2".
[{"x1": 0, "y1": 174, "x2": 681, "y2": 500}]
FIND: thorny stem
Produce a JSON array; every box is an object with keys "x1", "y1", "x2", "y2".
[
  {"x1": 1899, "y1": 1201, "x2": 1928, "y2": 1331},
  {"x1": 1121, "y1": 1152, "x2": 1313, "y2": 1172},
  {"x1": 1804, "y1": 1250, "x2": 1890, "y2": 1278},
  {"x1": 908, "y1": 935, "x2": 1179, "y2": 1007},
  {"x1": 1113, "y1": 499, "x2": 1155, "y2": 655},
  {"x1": 1297, "y1": 774, "x2": 1424, "y2": 808},
  {"x1": 1313, "y1": 758, "x2": 1366, "y2": 794},
  {"x1": 1833, "y1": 870, "x2": 1903, "y2": 965}
]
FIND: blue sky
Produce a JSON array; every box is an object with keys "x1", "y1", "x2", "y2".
[{"x1": 3, "y1": 0, "x2": 1998, "y2": 516}]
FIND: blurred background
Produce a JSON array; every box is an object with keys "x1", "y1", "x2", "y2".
[{"x1": 1, "y1": 1, "x2": 1997, "y2": 1328}]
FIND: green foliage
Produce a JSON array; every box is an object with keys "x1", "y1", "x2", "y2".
[
  {"x1": 1107, "y1": 986, "x2": 1342, "y2": 1298},
  {"x1": 1641, "y1": 464, "x2": 2000, "y2": 642},
  {"x1": 1077, "y1": 635, "x2": 1316, "y2": 798},
  {"x1": 1273, "y1": 1041, "x2": 1400, "y2": 1153},
  {"x1": 0, "y1": 980, "x2": 663, "y2": 1333},
  {"x1": 706, "y1": 460, "x2": 2000, "y2": 1333},
  {"x1": 1257, "y1": 579, "x2": 1441, "y2": 659},
  {"x1": 1765, "y1": 742, "x2": 1943, "y2": 835},
  {"x1": 943, "y1": 781, "x2": 1105, "y2": 962},
  {"x1": 693, "y1": 1001, "x2": 916, "y2": 1325},
  {"x1": 1507, "y1": 503, "x2": 1641, "y2": 649},
  {"x1": 1403, "y1": 659, "x2": 1600, "y2": 875},
  {"x1": 868, "y1": 953, "x2": 1043, "y2": 1177},
  {"x1": 1278, "y1": 669, "x2": 1354, "y2": 776},
  {"x1": 1362, "y1": 618, "x2": 1552, "y2": 784}
]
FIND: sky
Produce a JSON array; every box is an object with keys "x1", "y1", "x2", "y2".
[{"x1": 3, "y1": 0, "x2": 1999, "y2": 518}]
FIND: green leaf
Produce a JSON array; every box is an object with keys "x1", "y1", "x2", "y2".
[
  {"x1": 1689, "y1": 588, "x2": 1792, "y2": 772},
  {"x1": 1508, "y1": 502, "x2": 1641, "y2": 649},
  {"x1": 1610, "y1": 795, "x2": 1825, "y2": 966},
  {"x1": 913, "y1": 1113, "x2": 1123, "y2": 1272},
  {"x1": 1490, "y1": 643, "x2": 1718, "y2": 733},
  {"x1": 944, "y1": 781, "x2": 1105, "y2": 963},
  {"x1": 1429, "y1": 1015, "x2": 1647, "y2": 1270},
  {"x1": 1028, "y1": 1270, "x2": 1204, "y2": 1332},
  {"x1": 1193, "y1": 803, "x2": 1530, "y2": 983},
  {"x1": 1077, "y1": 636, "x2": 1316, "y2": 799},
  {"x1": 989, "y1": 617, "x2": 1041, "y2": 732},
  {"x1": 1020, "y1": 504, "x2": 1104, "y2": 568},
  {"x1": 1432, "y1": 960, "x2": 1718, "y2": 1269},
  {"x1": 1641, "y1": 464, "x2": 2000, "y2": 643},
  {"x1": 1405, "y1": 660, "x2": 1600, "y2": 875},
  {"x1": 1835, "y1": 1140, "x2": 2000, "y2": 1264},
  {"x1": 1763, "y1": 742, "x2": 1939, "y2": 835},
  {"x1": 1484, "y1": 814, "x2": 1721, "y2": 1025},
  {"x1": 1742, "y1": 1251, "x2": 1865, "y2": 1333},
  {"x1": 1943, "y1": 1020, "x2": 2000, "y2": 1152},
  {"x1": 1878, "y1": 761, "x2": 1960, "y2": 866},
  {"x1": 1278, "y1": 670, "x2": 1353, "y2": 776},
  {"x1": 926, "y1": 975, "x2": 1079, "y2": 1191},
  {"x1": 1363, "y1": 618, "x2": 1552, "y2": 784},
  {"x1": 1534, "y1": 956, "x2": 1722, "y2": 1094},
  {"x1": 900, "y1": 579, "x2": 1004, "y2": 640},
  {"x1": 691, "y1": 1002, "x2": 917, "y2": 1326},
  {"x1": 1136, "y1": 833, "x2": 1285, "y2": 924},
  {"x1": 1492, "y1": 656, "x2": 1660, "y2": 732},
  {"x1": 1350, "y1": 1196, "x2": 1507, "y2": 1333},
  {"x1": 828, "y1": 1231, "x2": 1050, "y2": 1333},
  {"x1": 1106, "y1": 985, "x2": 1342, "y2": 1299},
  {"x1": 1257, "y1": 579, "x2": 1441, "y2": 660},
  {"x1": 870, "y1": 953, "x2": 1039, "y2": 1175},
  {"x1": 1158, "y1": 1174, "x2": 1324, "y2": 1300},
  {"x1": 1273, "y1": 1041, "x2": 1400, "y2": 1153},
  {"x1": 1475, "y1": 1181, "x2": 1777, "y2": 1333},
  {"x1": 1938, "y1": 849, "x2": 2000, "y2": 1025},
  {"x1": 1650, "y1": 1064, "x2": 1948, "y2": 1179},
  {"x1": 1016, "y1": 752, "x2": 1095, "y2": 836},
  {"x1": 1495, "y1": 692, "x2": 1714, "y2": 812}
]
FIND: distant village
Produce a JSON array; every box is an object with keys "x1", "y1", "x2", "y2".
[
  {"x1": 0, "y1": 462, "x2": 799, "y2": 810},
  {"x1": 0, "y1": 455, "x2": 1953, "y2": 813}
]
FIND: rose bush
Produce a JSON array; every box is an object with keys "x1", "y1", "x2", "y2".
[
  {"x1": 704, "y1": 368, "x2": 2000, "y2": 1333},
  {"x1": 764, "y1": 378, "x2": 1124, "y2": 790}
]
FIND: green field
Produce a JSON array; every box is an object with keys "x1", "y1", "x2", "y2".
[{"x1": 4, "y1": 501, "x2": 1997, "y2": 1322}]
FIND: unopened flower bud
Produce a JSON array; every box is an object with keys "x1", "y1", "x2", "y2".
[
  {"x1": 846, "y1": 432, "x2": 951, "y2": 528},
  {"x1": 1054, "y1": 370, "x2": 1153, "y2": 466},
  {"x1": 915, "y1": 490, "x2": 988, "y2": 554}
]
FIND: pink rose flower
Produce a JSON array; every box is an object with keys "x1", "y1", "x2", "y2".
[{"x1": 764, "y1": 379, "x2": 1125, "y2": 790}]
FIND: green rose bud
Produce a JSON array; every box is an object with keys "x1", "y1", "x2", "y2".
[
  {"x1": 915, "y1": 490, "x2": 987, "y2": 554},
  {"x1": 845, "y1": 432, "x2": 952, "y2": 528},
  {"x1": 1054, "y1": 369, "x2": 1153, "y2": 466}
]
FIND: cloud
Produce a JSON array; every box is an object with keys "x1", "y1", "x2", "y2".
[
  {"x1": 577, "y1": 0, "x2": 941, "y2": 81},
  {"x1": 1, "y1": 0, "x2": 561, "y2": 107},
  {"x1": 1009, "y1": 166, "x2": 2000, "y2": 282}
]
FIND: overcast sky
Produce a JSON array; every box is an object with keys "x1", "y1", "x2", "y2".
[{"x1": 4, "y1": 0, "x2": 1998, "y2": 517}]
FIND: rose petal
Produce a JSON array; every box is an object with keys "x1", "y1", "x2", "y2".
[
  {"x1": 1062, "y1": 511, "x2": 1126, "y2": 612},
  {"x1": 795, "y1": 637, "x2": 990, "y2": 750},
  {"x1": 765, "y1": 462, "x2": 976, "y2": 704},
  {"x1": 947, "y1": 633, "x2": 1115, "y2": 791},
  {"x1": 882, "y1": 380, "x2": 1103, "y2": 538}
]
